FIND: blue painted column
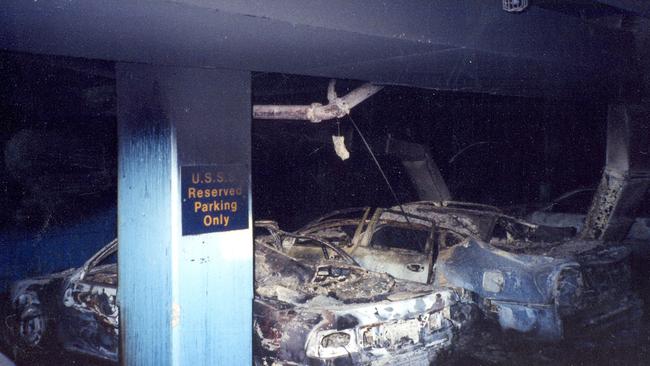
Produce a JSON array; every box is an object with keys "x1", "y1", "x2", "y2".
[{"x1": 116, "y1": 63, "x2": 252, "y2": 365}]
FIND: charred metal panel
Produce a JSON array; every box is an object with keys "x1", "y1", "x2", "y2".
[
  {"x1": 433, "y1": 239, "x2": 577, "y2": 339},
  {"x1": 581, "y1": 103, "x2": 650, "y2": 241},
  {"x1": 295, "y1": 202, "x2": 644, "y2": 345},
  {"x1": 253, "y1": 224, "x2": 473, "y2": 365},
  {"x1": 60, "y1": 272, "x2": 119, "y2": 361},
  {"x1": 385, "y1": 137, "x2": 451, "y2": 202},
  {"x1": 384, "y1": 202, "x2": 499, "y2": 241},
  {"x1": 117, "y1": 64, "x2": 252, "y2": 365},
  {"x1": 435, "y1": 240, "x2": 574, "y2": 305},
  {"x1": 489, "y1": 301, "x2": 562, "y2": 340}
]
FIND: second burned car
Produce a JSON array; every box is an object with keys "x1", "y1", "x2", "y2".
[{"x1": 283, "y1": 202, "x2": 642, "y2": 344}]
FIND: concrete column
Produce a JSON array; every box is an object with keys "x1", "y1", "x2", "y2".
[{"x1": 117, "y1": 63, "x2": 252, "y2": 365}]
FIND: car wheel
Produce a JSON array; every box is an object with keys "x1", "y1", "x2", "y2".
[
  {"x1": 11, "y1": 302, "x2": 51, "y2": 365},
  {"x1": 18, "y1": 305, "x2": 46, "y2": 347}
]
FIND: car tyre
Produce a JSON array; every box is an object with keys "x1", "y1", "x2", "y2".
[{"x1": 12, "y1": 303, "x2": 51, "y2": 365}]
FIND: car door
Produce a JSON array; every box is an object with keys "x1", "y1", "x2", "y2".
[
  {"x1": 61, "y1": 241, "x2": 119, "y2": 362},
  {"x1": 352, "y1": 214, "x2": 434, "y2": 284}
]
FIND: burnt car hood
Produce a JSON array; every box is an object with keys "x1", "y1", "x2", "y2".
[
  {"x1": 253, "y1": 240, "x2": 466, "y2": 365},
  {"x1": 433, "y1": 238, "x2": 641, "y2": 340},
  {"x1": 255, "y1": 242, "x2": 436, "y2": 305},
  {"x1": 10, "y1": 268, "x2": 77, "y2": 305},
  {"x1": 434, "y1": 239, "x2": 577, "y2": 306}
]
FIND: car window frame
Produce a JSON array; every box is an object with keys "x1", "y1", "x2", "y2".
[{"x1": 79, "y1": 239, "x2": 118, "y2": 282}]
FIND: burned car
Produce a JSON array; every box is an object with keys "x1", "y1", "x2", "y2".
[
  {"x1": 5, "y1": 228, "x2": 471, "y2": 366},
  {"x1": 253, "y1": 221, "x2": 473, "y2": 365},
  {"x1": 6, "y1": 239, "x2": 118, "y2": 363},
  {"x1": 286, "y1": 201, "x2": 642, "y2": 343}
]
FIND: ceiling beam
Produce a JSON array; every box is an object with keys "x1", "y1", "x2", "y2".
[{"x1": 0, "y1": 0, "x2": 635, "y2": 98}]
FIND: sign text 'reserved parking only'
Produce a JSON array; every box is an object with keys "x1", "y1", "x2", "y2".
[{"x1": 181, "y1": 165, "x2": 248, "y2": 235}]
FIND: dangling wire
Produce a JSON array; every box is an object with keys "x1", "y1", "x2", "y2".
[{"x1": 346, "y1": 114, "x2": 422, "y2": 250}]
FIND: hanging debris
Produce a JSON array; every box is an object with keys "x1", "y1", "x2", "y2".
[{"x1": 331, "y1": 135, "x2": 350, "y2": 160}]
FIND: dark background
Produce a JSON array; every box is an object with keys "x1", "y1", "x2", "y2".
[
  {"x1": 252, "y1": 75, "x2": 607, "y2": 229},
  {"x1": 0, "y1": 53, "x2": 610, "y2": 250}
]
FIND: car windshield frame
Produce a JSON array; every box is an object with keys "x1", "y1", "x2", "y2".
[{"x1": 80, "y1": 239, "x2": 118, "y2": 281}]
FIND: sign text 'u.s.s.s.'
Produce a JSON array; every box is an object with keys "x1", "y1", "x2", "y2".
[{"x1": 181, "y1": 165, "x2": 248, "y2": 235}]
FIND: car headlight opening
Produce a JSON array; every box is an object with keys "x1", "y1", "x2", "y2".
[
  {"x1": 555, "y1": 267, "x2": 584, "y2": 316},
  {"x1": 321, "y1": 332, "x2": 351, "y2": 348},
  {"x1": 427, "y1": 311, "x2": 444, "y2": 331}
]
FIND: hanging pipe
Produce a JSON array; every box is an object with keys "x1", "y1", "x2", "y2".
[{"x1": 253, "y1": 80, "x2": 383, "y2": 123}]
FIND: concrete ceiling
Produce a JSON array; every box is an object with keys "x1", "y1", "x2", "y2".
[
  {"x1": 595, "y1": 0, "x2": 650, "y2": 17},
  {"x1": 0, "y1": 0, "x2": 639, "y2": 99}
]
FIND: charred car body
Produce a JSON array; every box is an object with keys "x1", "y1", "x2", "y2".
[
  {"x1": 287, "y1": 201, "x2": 642, "y2": 343},
  {"x1": 6, "y1": 239, "x2": 118, "y2": 362},
  {"x1": 254, "y1": 222, "x2": 473, "y2": 365},
  {"x1": 5, "y1": 229, "x2": 471, "y2": 365}
]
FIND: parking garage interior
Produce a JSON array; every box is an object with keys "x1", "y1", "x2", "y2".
[{"x1": 2, "y1": 1, "x2": 650, "y2": 365}]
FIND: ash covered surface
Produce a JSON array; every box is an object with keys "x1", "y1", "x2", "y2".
[
  {"x1": 287, "y1": 202, "x2": 648, "y2": 365},
  {"x1": 446, "y1": 256, "x2": 650, "y2": 366}
]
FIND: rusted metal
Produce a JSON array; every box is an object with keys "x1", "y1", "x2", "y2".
[{"x1": 385, "y1": 136, "x2": 452, "y2": 202}]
